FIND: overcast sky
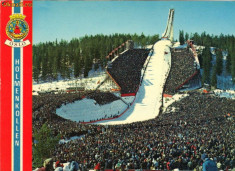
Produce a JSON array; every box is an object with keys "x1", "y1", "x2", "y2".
[{"x1": 33, "y1": 1, "x2": 235, "y2": 44}]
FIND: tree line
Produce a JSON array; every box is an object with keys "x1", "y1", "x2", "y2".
[
  {"x1": 179, "y1": 30, "x2": 235, "y2": 85},
  {"x1": 33, "y1": 31, "x2": 235, "y2": 87},
  {"x1": 33, "y1": 33, "x2": 160, "y2": 82}
]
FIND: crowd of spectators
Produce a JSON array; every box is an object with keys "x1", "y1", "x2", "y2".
[
  {"x1": 33, "y1": 92, "x2": 95, "y2": 138},
  {"x1": 34, "y1": 47, "x2": 234, "y2": 171},
  {"x1": 35, "y1": 91, "x2": 234, "y2": 170},
  {"x1": 33, "y1": 91, "x2": 123, "y2": 138},
  {"x1": 164, "y1": 48, "x2": 197, "y2": 94},
  {"x1": 87, "y1": 92, "x2": 120, "y2": 105},
  {"x1": 107, "y1": 49, "x2": 150, "y2": 94}
]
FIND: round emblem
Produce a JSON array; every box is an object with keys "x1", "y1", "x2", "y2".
[{"x1": 6, "y1": 15, "x2": 29, "y2": 40}]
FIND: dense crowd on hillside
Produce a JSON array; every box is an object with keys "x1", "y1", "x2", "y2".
[
  {"x1": 87, "y1": 92, "x2": 120, "y2": 105},
  {"x1": 107, "y1": 49, "x2": 150, "y2": 94},
  {"x1": 33, "y1": 91, "x2": 124, "y2": 138},
  {"x1": 33, "y1": 47, "x2": 234, "y2": 171},
  {"x1": 33, "y1": 93, "x2": 88, "y2": 138},
  {"x1": 164, "y1": 48, "x2": 197, "y2": 94},
  {"x1": 35, "y1": 92, "x2": 234, "y2": 171}
]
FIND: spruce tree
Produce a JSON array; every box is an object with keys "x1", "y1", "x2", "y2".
[
  {"x1": 185, "y1": 32, "x2": 189, "y2": 41},
  {"x1": 202, "y1": 47, "x2": 212, "y2": 85},
  {"x1": 215, "y1": 49, "x2": 223, "y2": 75},
  {"x1": 33, "y1": 123, "x2": 60, "y2": 168},
  {"x1": 74, "y1": 48, "x2": 81, "y2": 78},
  {"x1": 226, "y1": 53, "x2": 231, "y2": 74},
  {"x1": 211, "y1": 66, "x2": 217, "y2": 88},
  {"x1": 231, "y1": 50, "x2": 235, "y2": 83},
  {"x1": 179, "y1": 30, "x2": 185, "y2": 45}
]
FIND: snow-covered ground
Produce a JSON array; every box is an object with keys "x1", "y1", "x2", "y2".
[
  {"x1": 163, "y1": 93, "x2": 189, "y2": 113},
  {"x1": 172, "y1": 42, "x2": 180, "y2": 48},
  {"x1": 59, "y1": 135, "x2": 85, "y2": 144},
  {"x1": 33, "y1": 71, "x2": 118, "y2": 93},
  {"x1": 33, "y1": 73, "x2": 106, "y2": 92},
  {"x1": 32, "y1": 51, "x2": 135, "y2": 94},
  {"x1": 96, "y1": 40, "x2": 172, "y2": 125},
  {"x1": 56, "y1": 98, "x2": 128, "y2": 122},
  {"x1": 122, "y1": 96, "x2": 135, "y2": 104},
  {"x1": 213, "y1": 89, "x2": 235, "y2": 99},
  {"x1": 145, "y1": 44, "x2": 153, "y2": 49}
]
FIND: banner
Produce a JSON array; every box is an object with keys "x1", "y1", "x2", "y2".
[{"x1": 0, "y1": 1, "x2": 32, "y2": 171}]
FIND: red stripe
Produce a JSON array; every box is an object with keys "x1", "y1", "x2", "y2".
[
  {"x1": 22, "y1": 1, "x2": 32, "y2": 171},
  {"x1": 0, "y1": 4, "x2": 12, "y2": 171},
  {"x1": 121, "y1": 93, "x2": 136, "y2": 97},
  {"x1": 163, "y1": 94, "x2": 173, "y2": 98},
  {"x1": 175, "y1": 70, "x2": 198, "y2": 90}
]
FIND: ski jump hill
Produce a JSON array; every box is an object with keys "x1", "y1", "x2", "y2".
[
  {"x1": 56, "y1": 9, "x2": 201, "y2": 124},
  {"x1": 96, "y1": 40, "x2": 172, "y2": 124}
]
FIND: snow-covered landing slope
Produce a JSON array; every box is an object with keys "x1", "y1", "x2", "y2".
[
  {"x1": 56, "y1": 98, "x2": 128, "y2": 122},
  {"x1": 97, "y1": 40, "x2": 172, "y2": 125}
]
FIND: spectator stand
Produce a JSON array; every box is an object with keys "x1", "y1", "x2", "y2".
[
  {"x1": 176, "y1": 42, "x2": 202, "y2": 91},
  {"x1": 81, "y1": 48, "x2": 154, "y2": 124},
  {"x1": 105, "y1": 70, "x2": 121, "y2": 92},
  {"x1": 187, "y1": 40, "x2": 200, "y2": 69},
  {"x1": 95, "y1": 42, "x2": 130, "y2": 93},
  {"x1": 175, "y1": 70, "x2": 201, "y2": 91},
  {"x1": 164, "y1": 46, "x2": 201, "y2": 94}
]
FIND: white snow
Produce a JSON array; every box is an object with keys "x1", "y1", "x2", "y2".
[
  {"x1": 33, "y1": 72, "x2": 117, "y2": 93},
  {"x1": 213, "y1": 89, "x2": 235, "y2": 99},
  {"x1": 56, "y1": 98, "x2": 128, "y2": 122},
  {"x1": 173, "y1": 42, "x2": 180, "y2": 48},
  {"x1": 59, "y1": 135, "x2": 85, "y2": 144},
  {"x1": 122, "y1": 96, "x2": 135, "y2": 104},
  {"x1": 145, "y1": 44, "x2": 153, "y2": 49},
  {"x1": 163, "y1": 93, "x2": 189, "y2": 113}
]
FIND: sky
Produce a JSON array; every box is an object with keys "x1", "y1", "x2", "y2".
[{"x1": 33, "y1": 1, "x2": 235, "y2": 44}]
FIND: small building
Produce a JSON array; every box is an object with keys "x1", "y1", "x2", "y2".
[{"x1": 126, "y1": 40, "x2": 134, "y2": 50}]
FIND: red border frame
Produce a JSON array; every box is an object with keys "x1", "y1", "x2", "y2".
[
  {"x1": 0, "y1": 1, "x2": 32, "y2": 170},
  {"x1": 0, "y1": 3, "x2": 12, "y2": 170}
]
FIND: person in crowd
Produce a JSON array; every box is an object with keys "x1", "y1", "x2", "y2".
[{"x1": 202, "y1": 154, "x2": 218, "y2": 171}]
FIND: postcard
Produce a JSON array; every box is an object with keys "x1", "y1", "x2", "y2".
[{"x1": 0, "y1": 1, "x2": 235, "y2": 171}]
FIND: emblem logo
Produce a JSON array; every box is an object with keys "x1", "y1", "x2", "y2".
[
  {"x1": 5, "y1": 14, "x2": 30, "y2": 47},
  {"x1": 6, "y1": 14, "x2": 29, "y2": 40}
]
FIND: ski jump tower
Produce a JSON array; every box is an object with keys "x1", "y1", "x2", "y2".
[{"x1": 162, "y1": 9, "x2": 175, "y2": 42}]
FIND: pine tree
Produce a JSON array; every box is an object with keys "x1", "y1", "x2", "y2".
[
  {"x1": 185, "y1": 32, "x2": 189, "y2": 41},
  {"x1": 179, "y1": 30, "x2": 185, "y2": 45},
  {"x1": 74, "y1": 48, "x2": 81, "y2": 78},
  {"x1": 52, "y1": 47, "x2": 58, "y2": 80},
  {"x1": 41, "y1": 49, "x2": 48, "y2": 81},
  {"x1": 140, "y1": 32, "x2": 146, "y2": 48},
  {"x1": 33, "y1": 123, "x2": 60, "y2": 168},
  {"x1": 192, "y1": 32, "x2": 200, "y2": 45},
  {"x1": 211, "y1": 66, "x2": 217, "y2": 88},
  {"x1": 33, "y1": 47, "x2": 41, "y2": 82},
  {"x1": 231, "y1": 50, "x2": 235, "y2": 83},
  {"x1": 226, "y1": 53, "x2": 231, "y2": 74},
  {"x1": 215, "y1": 49, "x2": 223, "y2": 75},
  {"x1": 202, "y1": 47, "x2": 212, "y2": 85}
]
